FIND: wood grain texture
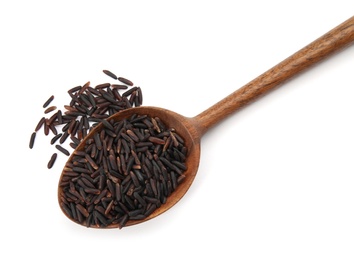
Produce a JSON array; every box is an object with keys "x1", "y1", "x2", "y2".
[{"x1": 194, "y1": 16, "x2": 354, "y2": 136}]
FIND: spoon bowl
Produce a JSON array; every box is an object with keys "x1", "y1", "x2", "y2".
[
  {"x1": 58, "y1": 16, "x2": 354, "y2": 228},
  {"x1": 58, "y1": 106, "x2": 203, "y2": 228}
]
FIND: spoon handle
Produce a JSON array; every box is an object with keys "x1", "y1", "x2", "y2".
[{"x1": 194, "y1": 16, "x2": 354, "y2": 136}]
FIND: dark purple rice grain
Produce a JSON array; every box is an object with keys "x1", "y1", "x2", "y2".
[
  {"x1": 70, "y1": 135, "x2": 80, "y2": 145},
  {"x1": 101, "y1": 91, "x2": 117, "y2": 104},
  {"x1": 59, "y1": 131, "x2": 70, "y2": 144},
  {"x1": 48, "y1": 124, "x2": 58, "y2": 135},
  {"x1": 148, "y1": 136, "x2": 165, "y2": 145},
  {"x1": 47, "y1": 153, "x2": 57, "y2": 169},
  {"x1": 43, "y1": 95, "x2": 54, "y2": 108},
  {"x1": 35, "y1": 117, "x2": 46, "y2": 132},
  {"x1": 93, "y1": 133, "x2": 102, "y2": 150},
  {"x1": 104, "y1": 200, "x2": 115, "y2": 215},
  {"x1": 44, "y1": 106, "x2": 57, "y2": 114},
  {"x1": 63, "y1": 105, "x2": 77, "y2": 112},
  {"x1": 55, "y1": 145, "x2": 70, "y2": 156},
  {"x1": 137, "y1": 87, "x2": 143, "y2": 105},
  {"x1": 44, "y1": 121, "x2": 50, "y2": 136},
  {"x1": 103, "y1": 70, "x2": 118, "y2": 80},
  {"x1": 85, "y1": 154, "x2": 98, "y2": 170},
  {"x1": 69, "y1": 204, "x2": 78, "y2": 219},
  {"x1": 101, "y1": 119, "x2": 114, "y2": 131},
  {"x1": 78, "y1": 81, "x2": 90, "y2": 95},
  {"x1": 76, "y1": 204, "x2": 89, "y2": 218},
  {"x1": 123, "y1": 96, "x2": 132, "y2": 108},
  {"x1": 84, "y1": 187, "x2": 101, "y2": 195},
  {"x1": 51, "y1": 133, "x2": 63, "y2": 145},
  {"x1": 68, "y1": 86, "x2": 81, "y2": 94},
  {"x1": 85, "y1": 91, "x2": 96, "y2": 107},
  {"x1": 111, "y1": 84, "x2": 128, "y2": 90},
  {"x1": 61, "y1": 203, "x2": 73, "y2": 218},
  {"x1": 145, "y1": 203, "x2": 157, "y2": 216},
  {"x1": 29, "y1": 132, "x2": 36, "y2": 149},
  {"x1": 177, "y1": 174, "x2": 186, "y2": 184},
  {"x1": 95, "y1": 83, "x2": 111, "y2": 89},
  {"x1": 65, "y1": 111, "x2": 86, "y2": 117},
  {"x1": 57, "y1": 110, "x2": 63, "y2": 124},
  {"x1": 122, "y1": 86, "x2": 138, "y2": 97},
  {"x1": 61, "y1": 121, "x2": 72, "y2": 132},
  {"x1": 72, "y1": 166, "x2": 91, "y2": 174},
  {"x1": 172, "y1": 160, "x2": 187, "y2": 170},
  {"x1": 129, "y1": 90, "x2": 137, "y2": 105},
  {"x1": 68, "y1": 120, "x2": 78, "y2": 135},
  {"x1": 118, "y1": 77, "x2": 134, "y2": 86},
  {"x1": 81, "y1": 175, "x2": 95, "y2": 187},
  {"x1": 47, "y1": 113, "x2": 58, "y2": 126},
  {"x1": 78, "y1": 94, "x2": 92, "y2": 107}
]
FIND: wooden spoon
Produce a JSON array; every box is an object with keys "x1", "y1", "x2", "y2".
[{"x1": 58, "y1": 16, "x2": 354, "y2": 228}]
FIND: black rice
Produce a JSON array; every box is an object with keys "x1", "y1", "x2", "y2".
[
  {"x1": 95, "y1": 83, "x2": 111, "y2": 89},
  {"x1": 111, "y1": 84, "x2": 128, "y2": 90},
  {"x1": 51, "y1": 133, "x2": 63, "y2": 145},
  {"x1": 47, "y1": 153, "x2": 57, "y2": 169},
  {"x1": 31, "y1": 70, "x2": 144, "y2": 174},
  {"x1": 58, "y1": 114, "x2": 187, "y2": 228},
  {"x1": 35, "y1": 117, "x2": 46, "y2": 132},
  {"x1": 44, "y1": 106, "x2": 57, "y2": 114},
  {"x1": 29, "y1": 132, "x2": 36, "y2": 149},
  {"x1": 103, "y1": 70, "x2": 118, "y2": 80},
  {"x1": 43, "y1": 95, "x2": 54, "y2": 108},
  {"x1": 56, "y1": 145, "x2": 70, "y2": 156},
  {"x1": 118, "y1": 77, "x2": 134, "y2": 86}
]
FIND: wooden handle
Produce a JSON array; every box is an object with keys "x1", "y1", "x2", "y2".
[{"x1": 194, "y1": 16, "x2": 354, "y2": 136}]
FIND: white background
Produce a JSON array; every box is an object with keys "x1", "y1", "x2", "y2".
[{"x1": 1, "y1": 1, "x2": 354, "y2": 259}]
